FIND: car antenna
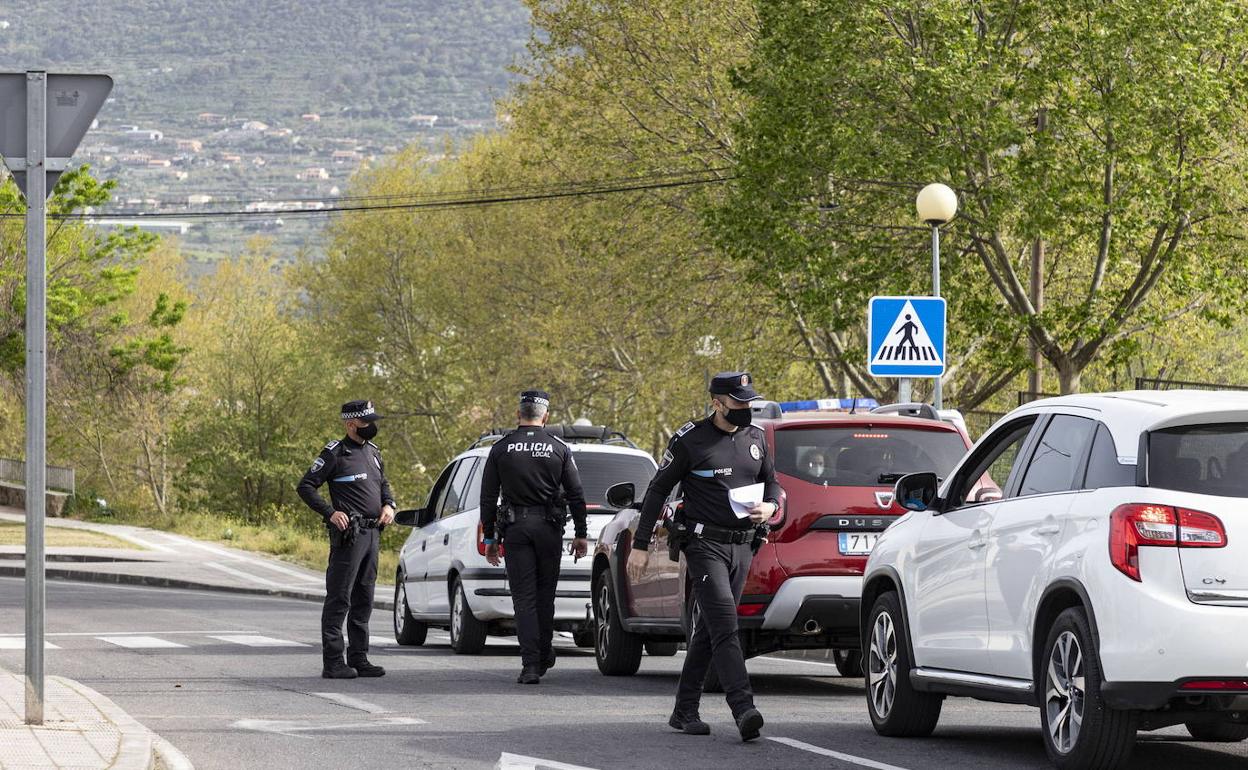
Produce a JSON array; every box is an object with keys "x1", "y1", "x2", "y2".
[{"x1": 849, "y1": 397, "x2": 858, "y2": 414}]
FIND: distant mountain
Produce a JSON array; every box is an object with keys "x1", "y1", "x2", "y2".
[
  {"x1": 0, "y1": 0, "x2": 531, "y2": 122},
  {"x1": 0, "y1": 0, "x2": 532, "y2": 261}
]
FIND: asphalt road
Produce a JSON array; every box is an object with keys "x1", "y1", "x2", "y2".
[{"x1": 0, "y1": 577, "x2": 1244, "y2": 770}]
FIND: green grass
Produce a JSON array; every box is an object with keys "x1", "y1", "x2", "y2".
[
  {"x1": 0, "y1": 521, "x2": 140, "y2": 550},
  {"x1": 78, "y1": 508, "x2": 400, "y2": 586}
]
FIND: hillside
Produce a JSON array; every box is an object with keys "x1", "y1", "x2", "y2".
[{"x1": 0, "y1": 0, "x2": 532, "y2": 261}]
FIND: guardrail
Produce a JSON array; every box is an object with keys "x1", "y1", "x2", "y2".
[{"x1": 0, "y1": 458, "x2": 75, "y2": 494}]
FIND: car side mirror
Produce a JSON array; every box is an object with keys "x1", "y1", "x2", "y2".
[
  {"x1": 394, "y1": 508, "x2": 420, "y2": 527},
  {"x1": 894, "y1": 472, "x2": 940, "y2": 513},
  {"x1": 605, "y1": 482, "x2": 636, "y2": 510}
]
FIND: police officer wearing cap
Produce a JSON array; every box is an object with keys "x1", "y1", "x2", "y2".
[
  {"x1": 628, "y1": 372, "x2": 780, "y2": 741},
  {"x1": 296, "y1": 399, "x2": 397, "y2": 679},
  {"x1": 479, "y1": 390, "x2": 589, "y2": 685}
]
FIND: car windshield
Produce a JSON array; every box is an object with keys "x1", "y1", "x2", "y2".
[
  {"x1": 573, "y1": 452, "x2": 657, "y2": 509},
  {"x1": 774, "y1": 426, "x2": 967, "y2": 487},
  {"x1": 1149, "y1": 423, "x2": 1248, "y2": 498}
]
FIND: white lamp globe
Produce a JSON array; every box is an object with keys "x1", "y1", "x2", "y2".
[{"x1": 915, "y1": 183, "x2": 958, "y2": 224}]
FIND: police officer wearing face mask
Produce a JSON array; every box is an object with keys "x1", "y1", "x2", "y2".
[
  {"x1": 479, "y1": 390, "x2": 588, "y2": 685},
  {"x1": 296, "y1": 400, "x2": 396, "y2": 679},
  {"x1": 628, "y1": 372, "x2": 780, "y2": 742}
]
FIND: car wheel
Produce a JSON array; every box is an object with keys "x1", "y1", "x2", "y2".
[
  {"x1": 1040, "y1": 607, "x2": 1138, "y2": 769},
  {"x1": 393, "y1": 578, "x2": 428, "y2": 646},
  {"x1": 592, "y1": 567, "x2": 642, "y2": 676},
  {"x1": 834, "y1": 648, "x2": 864, "y2": 678},
  {"x1": 1185, "y1": 720, "x2": 1248, "y2": 742},
  {"x1": 866, "y1": 591, "x2": 942, "y2": 737},
  {"x1": 449, "y1": 577, "x2": 487, "y2": 655},
  {"x1": 646, "y1": 641, "x2": 679, "y2": 657}
]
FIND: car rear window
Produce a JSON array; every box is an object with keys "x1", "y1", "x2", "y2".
[
  {"x1": 1149, "y1": 423, "x2": 1248, "y2": 497},
  {"x1": 573, "y1": 452, "x2": 656, "y2": 508},
  {"x1": 774, "y1": 427, "x2": 967, "y2": 486}
]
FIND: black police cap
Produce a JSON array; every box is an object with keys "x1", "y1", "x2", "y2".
[
  {"x1": 341, "y1": 399, "x2": 382, "y2": 422},
  {"x1": 709, "y1": 371, "x2": 762, "y2": 402},
  {"x1": 519, "y1": 390, "x2": 551, "y2": 407}
]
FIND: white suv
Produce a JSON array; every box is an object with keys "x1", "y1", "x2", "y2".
[
  {"x1": 391, "y1": 425, "x2": 656, "y2": 654},
  {"x1": 862, "y1": 391, "x2": 1248, "y2": 769}
]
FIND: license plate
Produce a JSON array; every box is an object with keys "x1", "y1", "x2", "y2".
[{"x1": 839, "y1": 532, "x2": 880, "y2": 555}]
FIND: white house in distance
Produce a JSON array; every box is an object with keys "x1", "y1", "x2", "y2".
[{"x1": 409, "y1": 114, "x2": 438, "y2": 128}]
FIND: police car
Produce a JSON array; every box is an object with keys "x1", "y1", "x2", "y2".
[{"x1": 391, "y1": 424, "x2": 657, "y2": 653}]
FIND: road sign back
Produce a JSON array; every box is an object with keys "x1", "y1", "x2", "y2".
[
  {"x1": 0, "y1": 72, "x2": 112, "y2": 198},
  {"x1": 868, "y1": 296, "x2": 947, "y2": 378}
]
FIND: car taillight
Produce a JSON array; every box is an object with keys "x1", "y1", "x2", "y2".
[
  {"x1": 1109, "y1": 504, "x2": 1226, "y2": 581},
  {"x1": 477, "y1": 523, "x2": 504, "y2": 557},
  {"x1": 737, "y1": 603, "x2": 767, "y2": 617},
  {"x1": 1180, "y1": 679, "x2": 1248, "y2": 691}
]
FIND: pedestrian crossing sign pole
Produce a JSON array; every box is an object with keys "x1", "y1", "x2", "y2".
[{"x1": 867, "y1": 296, "x2": 947, "y2": 402}]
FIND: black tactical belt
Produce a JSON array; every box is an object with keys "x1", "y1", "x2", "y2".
[
  {"x1": 689, "y1": 522, "x2": 754, "y2": 545},
  {"x1": 358, "y1": 518, "x2": 383, "y2": 529},
  {"x1": 511, "y1": 505, "x2": 557, "y2": 516}
]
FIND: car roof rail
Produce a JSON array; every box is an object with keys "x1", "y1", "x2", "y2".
[
  {"x1": 870, "y1": 402, "x2": 942, "y2": 421},
  {"x1": 468, "y1": 424, "x2": 639, "y2": 450}
]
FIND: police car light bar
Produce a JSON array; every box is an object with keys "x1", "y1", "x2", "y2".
[{"x1": 777, "y1": 398, "x2": 881, "y2": 413}]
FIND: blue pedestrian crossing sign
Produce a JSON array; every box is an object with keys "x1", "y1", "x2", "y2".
[{"x1": 868, "y1": 296, "x2": 947, "y2": 378}]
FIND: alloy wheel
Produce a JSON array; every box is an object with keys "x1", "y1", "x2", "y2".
[
  {"x1": 595, "y1": 579, "x2": 611, "y2": 655},
  {"x1": 868, "y1": 610, "x2": 898, "y2": 718},
  {"x1": 452, "y1": 585, "x2": 464, "y2": 641},
  {"x1": 1046, "y1": 630, "x2": 1086, "y2": 754},
  {"x1": 394, "y1": 583, "x2": 407, "y2": 635}
]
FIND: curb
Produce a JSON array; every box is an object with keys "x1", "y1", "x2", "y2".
[
  {"x1": 55, "y1": 676, "x2": 154, "y2": 770},
  {"x1": 0, "y1": 564, "x2": 396, "y2": 611},
  {"x1": 152, "y1": 735, "x2": 195, "y2": 770}
]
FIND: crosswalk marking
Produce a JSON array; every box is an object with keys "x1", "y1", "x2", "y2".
[
  {"x1": 96, "y1": 635, "x2": 188, "y2": 649},
  {"x1": 369, "y1": 636, "x2": 396, "y2": 647},
  {"x1": 208, "y1": 635, "x2": 308, "y2": 647},
  {"x1": 768, "y1": 737, "x2": 911, "y2": 770},
  {"x1": 0, "y1": 637, "x2": 59, "y2": 650},
  {"x1": 203, "y1": 561, "x2": 284, "y2": 587}
]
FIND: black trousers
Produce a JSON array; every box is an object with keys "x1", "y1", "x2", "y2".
[
  {"x1": 676, "y1": 537, "x2": 755, "y2": 718},
  {"x1": 503, "y1": 515, "x2": 563, "y2": 667},
  {"x1": 321, "y1": 527, "x2": 379, "y2": 665}
]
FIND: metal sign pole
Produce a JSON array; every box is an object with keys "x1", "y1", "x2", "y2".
[
  {"x1": 898, "y1": 378, "x2": 912, "y2": 404},
  {"x1": 930, "y1": 224, "x2": 942, "y2": 411},
  {"x1": 23, "y1": 69, "x2": 47, "y2": 726}
]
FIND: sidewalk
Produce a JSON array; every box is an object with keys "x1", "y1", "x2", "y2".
[
  {"x1": 0, "y1": 669, "x2": 191, "y2": 770},
  {"x1": 0, "y1": 507, "x2": 393, "y2": 611}
]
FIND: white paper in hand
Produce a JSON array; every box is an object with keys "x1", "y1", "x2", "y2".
[{"x1": 728, "y1": 483, "x2": 765, "y2": 519}]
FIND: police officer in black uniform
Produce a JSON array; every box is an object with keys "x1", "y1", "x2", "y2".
[
  {"x1": 296, "y1": 400, "x2": 397, "y2": 679},
  {"x1": 479, "y1": 390, "x2": 589, "y2": 685},
  {"x1": 628, "y1": 372, "x2": 780, "y2": 741}
]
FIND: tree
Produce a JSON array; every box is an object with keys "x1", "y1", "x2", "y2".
[{"x1": 725, "y1": 0, "x2": 1248, "y2": 396}]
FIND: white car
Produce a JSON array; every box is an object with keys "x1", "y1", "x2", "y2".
[
  {"x1": 862, "y1": 390, "x2": 1248, "y2": 769},
  {"x1": 391, "y1": 425, "x2": 656, "y2": 654}
]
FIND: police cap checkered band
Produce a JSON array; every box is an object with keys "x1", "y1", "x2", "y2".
[
  {"x1": 341, "y1": 399, "x2": 382, "y2": 421},
  {"x1": 519, "y1": 390, "x2": 551, "y2": 407}
]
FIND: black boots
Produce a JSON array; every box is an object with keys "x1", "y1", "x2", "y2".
[
  {"x1": 539, "y1": 649, "x2": 556, "y2": 676},
  {"x1": 349, "y1": 659, "x2": 386, "y2": 677},
  {"x1": 321, "y1": 661, "x2": 358, "y2": 679},
  {"x1": 735, "y1": 707, "x2": 764, "y2": 742},
  {"x1": 517, "y1": 664, "x2": 542, "y2": 684},
  {"x1": 668, "y1": 710, "x2": 711, "y2": 736}
]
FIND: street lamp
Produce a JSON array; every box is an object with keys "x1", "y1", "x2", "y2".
[{"x1": 915, "y1": 183, "x2": 958, "y2": 410}]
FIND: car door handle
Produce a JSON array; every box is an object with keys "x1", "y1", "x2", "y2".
[
  {"x1": 1036, "y1": 525, "x2": 1060, "y2": 536},
  {"x1": 443, "y1": 534, "x2": 450, "y2": 545},
  {"x1": 968, "y1": 540, "x2": 987, "y2": 550},
  {"x1": 421, "y1": 540, "x2": 427, "y2": 552}
]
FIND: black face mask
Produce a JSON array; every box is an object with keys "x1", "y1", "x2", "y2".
[
  {"x1": 723, "y1": 406, "x2": 753, "y2": 428},
  {"x1": 356, "y1": 422, "x2": 378, "y2": 441}
]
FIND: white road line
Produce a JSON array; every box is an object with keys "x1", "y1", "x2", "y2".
[
  {"x1": 0, "y1": 637, "x2": 59, "y2": 650},
  {"x1": 309, "y1": 692, "x2": 390, "y2": 714},
  {"x1": 232, "y1": 716, "x2": 424, "y2": 737},
  {"x1": 0, "y1": 630, "x2": 258, "y2": 637},
  {"x1": 208, "y1": 635, "x2": 308, "y2": 647},
  {"x1": 179, "y1": 540, "x2": 321, "y2": 582},
  {"x1": 369, "y1": 636, "x2": 396, "y2": 646},
  {"x1": 496, "y1": 753, "x2": 600, "y2": 770},
  {"x1": 757, "y1": 655, "x2": 844, "y2": 669},
  {"x1": 767, "y1": 737, "x2": 911, "y2": 770},
  {"x1": 96, "y1": 635, "x2": 187, "y2": 649},
  {"x1": 203, "y1": 561, "x2": 284, "y2": 587}
]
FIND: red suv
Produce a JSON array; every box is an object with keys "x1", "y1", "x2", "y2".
[{"x1": 590, "y1": 402, "x2": 972, "y2": 681}]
